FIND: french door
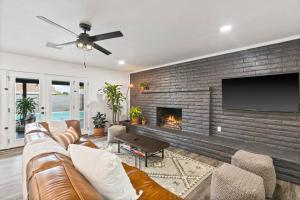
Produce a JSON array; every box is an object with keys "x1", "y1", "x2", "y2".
[
  {"x1": 46, "y1": 75, "x2": 88, "y2": 130},
  {"x1": 2, "y1": 71, "x2": 89, "y2": 149},
  {"x1": 7, "y1": 71, "x2": 46, "y2": 148}
]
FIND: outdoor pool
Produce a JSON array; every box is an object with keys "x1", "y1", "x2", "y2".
[{"x1": 16, "y1": 111, "x2": 84, "y2": 121}]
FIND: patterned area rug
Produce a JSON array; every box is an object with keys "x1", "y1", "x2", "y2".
[{"x1": 94, "y1": 138, "x2": 215, "y2": 198}]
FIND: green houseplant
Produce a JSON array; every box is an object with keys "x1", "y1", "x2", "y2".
[
  {"x1": 16, "y1": 97, "x2": 37, "y2": 125},
  {"x1": 139, "y1": 81, "x2": 149, "y2": 93},
  {"x1": 92, "y1": 112, "x2": 108, "y2": 137},
  {"x1": 100, "y1": 82, "x2": 125, "y2": 124},
  {"x1": 129, "y1": 106, "x2": 142, "y2": 125}
]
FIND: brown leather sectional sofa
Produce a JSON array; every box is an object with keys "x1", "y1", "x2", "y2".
[{"x1": 24, "y1": 121, "x2": 182, "y2": 200}]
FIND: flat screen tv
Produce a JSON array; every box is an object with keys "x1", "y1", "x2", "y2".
[{"x1": 222, "y1": 73, "x2": 299, "y2": 112}]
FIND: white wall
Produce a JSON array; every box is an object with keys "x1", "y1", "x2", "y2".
[{"x1": 0, "y1": 51, "x2": 130, "y2": 131}]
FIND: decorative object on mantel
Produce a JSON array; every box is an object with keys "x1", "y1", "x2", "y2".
[
  {"x1": 139, "y1": 81, "x2": 149, "y2": 93},
  {"x1": 141, "y1": 116, "x2": 147, "y2": 125},
  {"x1": 129, "y1": 106, "x2": 142, "y2": 125},
  {"x1": 99, "y1": 82, "x2": 125, "y2": 124},
  {"x1": 92, "y1": 112, "x2": 108, "y2": 137}
]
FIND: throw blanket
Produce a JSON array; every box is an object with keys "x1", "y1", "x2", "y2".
[{"x1": 22, "y1": 138, "x2": 68, "y2": 200}]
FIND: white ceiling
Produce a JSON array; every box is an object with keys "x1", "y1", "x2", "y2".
[{"x1": 1, "y1": 0, "x2": 300, "y2": 72}]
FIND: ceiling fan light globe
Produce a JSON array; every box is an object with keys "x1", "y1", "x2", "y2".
[
  {"x1": 86, "y1": 44, "x2": 93, "y2": 50},
  {"x1": 77, "y1": 42, "x2": 84, "y2": 49}
]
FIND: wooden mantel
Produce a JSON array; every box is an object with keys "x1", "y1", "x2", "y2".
[{"x1": 142, "y1": 87, "x2": 211, "y2": 94}]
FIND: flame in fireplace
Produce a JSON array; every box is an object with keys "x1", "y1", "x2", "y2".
[
  {"x1": 167, "y1": 115, "x2": 175, "y2": 122},
  {"x1": 164, "y1": 115, "x2": 182, "y2": 130}
]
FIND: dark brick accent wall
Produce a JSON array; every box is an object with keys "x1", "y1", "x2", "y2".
[
  {"x1": 132, "y1": 88, "x2": 211, "y2": 134},
  {"x1": 130, "y1": 39, "x2": 300, "y2": 152}
]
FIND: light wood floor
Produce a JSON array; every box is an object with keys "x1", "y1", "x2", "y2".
[
  {"x1": 0, "y1": 151, "x2": 23, "y2": 200},
  {"x1": 0, "y1": 146, "x2": 299, "y2": 200}
]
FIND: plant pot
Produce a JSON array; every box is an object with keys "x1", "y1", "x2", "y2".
[
  {"x1": 142, "y1": 120, "x2": 146, "y2": 125},
  {"x1": 93, "y1": 128, "x2": 105, "y2": 137},
  {"x1": 131, "y1": 117, "x2": 139, "y2": 125},
  {"x1": 140, "y1": 87, "x2": 145, "y2": 93}
]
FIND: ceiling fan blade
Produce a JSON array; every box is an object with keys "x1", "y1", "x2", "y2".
[
  {"x1": 55, "y1": 41, "x2": 76, "y2": 46},
  {"x1": 46, "y1": 41, "x2": 75, "y2": 49},
  {"x1": 89, "y1": 31, "x2": 123, "y2": 42},
  {"x1": 93, "y1": 43, "x2": 111, "y2": 55},
  {"x1": 37, "y1": 16, "x2": 78, "y2": 37},
  {"x1": 46, "y1": 42, "x2": 63, "y2": 49}
]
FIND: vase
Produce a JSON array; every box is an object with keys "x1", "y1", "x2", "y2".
[{"x1": 93, "y1": 128, "x2": 105, "y2": 137}]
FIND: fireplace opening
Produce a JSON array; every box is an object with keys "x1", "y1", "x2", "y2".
[{"x1": 157, "y1": 107, "x2": 182, "y2": 130}]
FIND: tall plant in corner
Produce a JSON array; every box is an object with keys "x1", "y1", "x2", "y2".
[{"x1": 100, "y1": 82, "x2": 125, "y2": 124}]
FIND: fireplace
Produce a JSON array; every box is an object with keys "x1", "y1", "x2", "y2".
[{"x1": 157, "y1": 107, "x2": 182, "y2": 130}]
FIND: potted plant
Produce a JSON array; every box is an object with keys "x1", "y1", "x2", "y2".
[
  {"x1": 141, "y1": 116, "x2": 146, "y2": 125},
  {"x1": 129, "y1": 106, "x2": 142, "y2": 125},
  {"x1": 16, "y1": 97, "x2": 37, "y2": 125},
  {"x1": 99, "y1": 82, "x2": 125, "y2": 124},
  {"x1": 92, "y1": 112, "x2": 108, "y2": 137},
  {"x1": 139, "y1": 81, "x2": 149, "y2": 93}
]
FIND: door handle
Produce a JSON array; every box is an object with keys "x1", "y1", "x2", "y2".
[
  {"x1": 41, "y1": 106, "x2": 45, "y2": 109},
  {"x1": 41, "y1": 112, "x2": 45, "y2": 115},
  {"x1": 4, "y1": 127, "x2": 8, "y2": 130}
]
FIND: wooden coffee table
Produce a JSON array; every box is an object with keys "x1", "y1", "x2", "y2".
[{"x1": 115, "y1": 133, "x2": 170, "y2": 167}]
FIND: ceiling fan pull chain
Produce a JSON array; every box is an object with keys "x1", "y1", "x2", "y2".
[{"x1": 83, "y1": 52, "x2": 87, "y2": 68}]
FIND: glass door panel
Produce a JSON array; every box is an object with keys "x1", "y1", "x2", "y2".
[
  {"x1": 15, "y1": 78, "x2": 40, "y2": 139},
  {"x1": 50, "y1": 81, "x2": 71, "y2": 120}
]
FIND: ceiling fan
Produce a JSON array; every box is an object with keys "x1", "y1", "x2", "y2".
[{"x1": 37, "y1": 16, "x2": 123, "y2": 55}]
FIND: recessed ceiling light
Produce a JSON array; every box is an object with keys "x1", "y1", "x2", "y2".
[
  {"x1": 220, "y1": 25, "x2": 232, "y2": 33},
  {"x1": 118, "y1": 60, "x2": 126, "y2": 65}
]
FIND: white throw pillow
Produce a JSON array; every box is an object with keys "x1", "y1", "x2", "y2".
[
  {"x1": 69, "y1": 144, "x2": 139, "y2": 200},
  {"x1": 47, "y1": 121, "x2": 68, "y2": 136}
]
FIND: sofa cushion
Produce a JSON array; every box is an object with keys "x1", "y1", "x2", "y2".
[
  {"x1": 26, "y1": 152, "x2": 73, "y2": 183},
  {"x1": 47, "y1": 121, "x2": 68, "y2": 136},
  {"x1": 54, "y1": 127, "x2": 79, "y2": 149},
  {"x1": 69, "y1": 144, "x2": 139, "y2": 200},
  {"x1": 27, "y1": 153, "x2": 104, "y2": 200}
]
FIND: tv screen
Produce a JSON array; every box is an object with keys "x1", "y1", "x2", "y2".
[{"x1": 222, "y1": 73, "x2": 299, "y2": 112}]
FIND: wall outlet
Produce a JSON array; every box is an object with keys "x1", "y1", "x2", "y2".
[{"x1": 217, "y1": 126, "x2": 222, "y2": 132}]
